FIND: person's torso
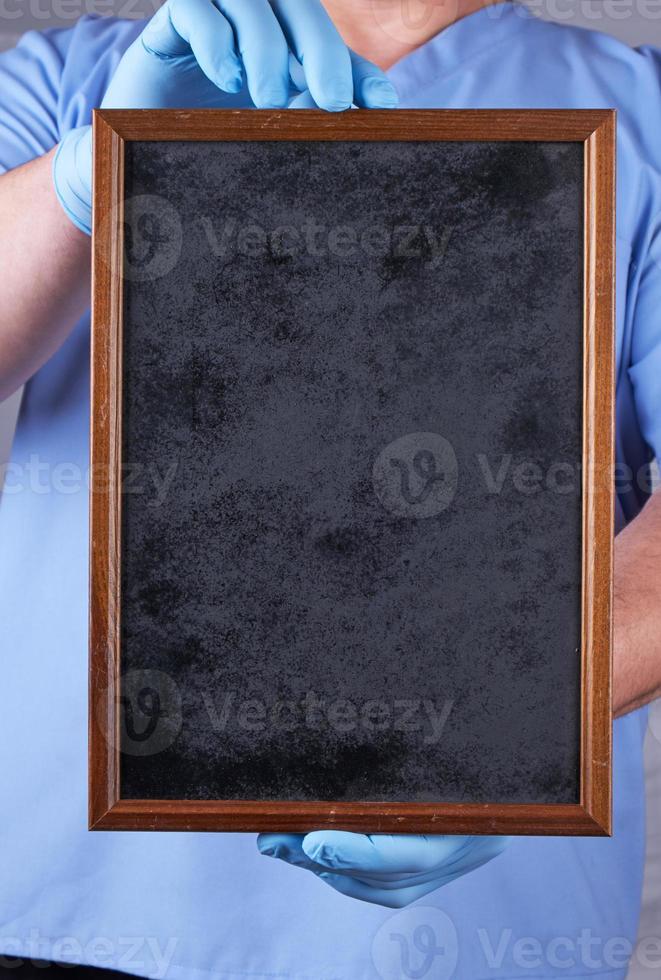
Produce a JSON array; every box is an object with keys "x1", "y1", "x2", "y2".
[{"x1": 0, "y1": 5, "x2": 658, "y2": 978}]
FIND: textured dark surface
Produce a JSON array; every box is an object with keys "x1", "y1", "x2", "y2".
[{"x1": 120, "y1": 138, "x2": 583, "y2": 803}]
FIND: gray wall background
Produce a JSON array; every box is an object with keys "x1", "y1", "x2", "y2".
[{"x1": 0, "y1": 1, "x2": 660, "y2": 975}]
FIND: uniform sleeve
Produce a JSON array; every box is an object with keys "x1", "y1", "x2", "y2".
[
  {"x1": 0, "y1": 16, "x2": 143, "y2": 175},
  {"x1": 618, "y1": 42, "x2": 661, "y2": 462},
  {"x1": 0, "y1": 28, "x2": 69, "y2": 173},
  {"x1": 628, "y1": 218, "x2": 661, "y2": 461}
]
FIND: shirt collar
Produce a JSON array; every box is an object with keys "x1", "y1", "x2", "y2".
[{"x1": 386, "y1": 1, "x2": 534, "y2": 101}]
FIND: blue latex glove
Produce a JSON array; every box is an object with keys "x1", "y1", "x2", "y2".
[
  {"x1": 257, "y1": 831, "x2": 509, "y2": 908},
  {"x1": 52, "y1": 0, "x2": 398, "y2": 234}
]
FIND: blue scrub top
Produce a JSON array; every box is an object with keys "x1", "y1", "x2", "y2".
[{"x1": 1, "y1": 4, "x2": 660, "y2": 978}]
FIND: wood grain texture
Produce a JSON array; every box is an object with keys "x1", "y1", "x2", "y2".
[
  {"x1": 90, "y1": 112, "x2": 125, "y2": 827},
  {"x1": 90, "y1": 109, "x2": 615, "y2": 835},
  {"x1": 93, "y1": 800, "x2": 607, "y2": 835},
  {"x1": 580, "y1": 111, "x2": 616, "y2": 835},
  {"x1": 96, "y1": 108, "x2": 613, "y2": 143}
]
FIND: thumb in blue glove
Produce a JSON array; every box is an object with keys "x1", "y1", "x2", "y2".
[
  {"x1": 52, "y1": 0, "x2": 398, "y2": 235},
  {"x1": 257, "y1": 831, "x2": 509, "y2": 908}
]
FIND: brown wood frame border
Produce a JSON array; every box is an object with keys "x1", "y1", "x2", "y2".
[{"x1": 90, "y1": 109, "x2": 615, "y2": 835}]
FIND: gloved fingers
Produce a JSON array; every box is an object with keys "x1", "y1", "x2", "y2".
[
  {"x1": 258, "y1": 832, "x2": 509, "y2": 910},
  {"x1": 315, "y1": 870, "x2": 453, "y2": 909},
  {"x1": 158, "y1": 0, "x2": 242, "y2": 93},
  {"x1": 256, "y1": 832, "x2": 437, "y2": 885},
  {"x1": 288, "y1": 90, "x2": 319, "y2": 110},
  {"x1": 344, "y1": 837, "x2": 511, "y2": 891},
  {"x1": 287, "y1": 52, "x2": 307, "y2": 93},
  {"x1": 301, "y1": 831, "x2": 473, "y2": 875},
  {"x1": 257, "y1": 833, "x2": 327, "y2": 873},
  {"x1": 438, "y1": 835, "x2": 511, "y2": 877},
  {"x1": 349, "y1": 50, "x2": 398, "y2": 109},
  {"x1": 271, "y1": 0, "x2": 353, "y2": 111},
  {"x1": 215, "y1": 0, "x2": 290, "y2": 108},
  {"x1": 139, "y1": 0, "x2": 397, "y2": 110},
  {"x1": 312, "y1": 846, "x2": 509, "y2": 907},
  {"x1": 140, "y1": 2, "x2": 188, "y2": 58},
  {"x1": 323, "y1": 867, "x2": 459, "y2": 890}
]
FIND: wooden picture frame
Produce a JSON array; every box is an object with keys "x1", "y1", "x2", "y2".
[{"x1": 90, "y1": 109, "x2": 615, "y2": 835}]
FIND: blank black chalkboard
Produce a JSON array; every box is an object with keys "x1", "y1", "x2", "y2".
[{"x1": 90, "y1": 109, "x2": 615, "y2": 835}]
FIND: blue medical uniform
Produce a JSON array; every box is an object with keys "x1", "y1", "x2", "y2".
[{"x1": 0, "y1": 4, "x2": 660, "y2": 978}]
